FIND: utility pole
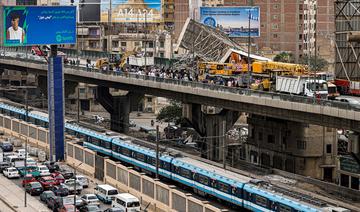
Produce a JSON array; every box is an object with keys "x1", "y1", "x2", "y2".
[
  {"x1": 77, "y1": 86, "x2": 80, "y2": 123},
  {"x1": 24, "y1": 87, "x2": 28, "y2": 208},
  {"x1": 247, "y1": 0, "x2": 253, "y2": 89},
  {"x1": 156, "y1": 125, "x2": 159, "y2": 179},
  {"x1": 144, "y1": 12, "x2": 147, "y2": 72},
  {"x1": 222, "y1": 120, "x2": 226, "y2": 170},
  {"x1": 314, "y1": 2, "x2": 318, "y2": 97}
]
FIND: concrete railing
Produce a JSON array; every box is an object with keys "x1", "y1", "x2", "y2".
[{"x1": 103, "y1": 159, "x2": 228, "y2": 212}]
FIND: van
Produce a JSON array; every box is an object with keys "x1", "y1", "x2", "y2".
[
  {"x1": 94, "y1": 184, "x2": 118, "y2": 204},
  {"x1": 16, "y1": 149, "x2": 29, "y2": 159},
  {"x1": 112, "y1": 193, "x2": 140, "y2": 212},
  {"x1": 6, "y1": 155, "x2": 24, "y2": 167}
]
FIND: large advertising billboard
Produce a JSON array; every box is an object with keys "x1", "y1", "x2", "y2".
[
  {"x1": 100, "y1": 0, "x2": 162, "y2": 23},
  {"x1": 200, "y1": 7, "x2": 260, "y2": 37},
  {"x1": 59, "y1": 0, "x2": 100, "y2": 22},
  {"x1": 2, "y1": 6, "x2": 76, "y2": 46}
]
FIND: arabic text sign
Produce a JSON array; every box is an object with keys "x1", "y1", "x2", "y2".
[
  {"x1": 100, "y1": 0, "x2": 162, "y2": 23},
  {"x1": 200, "y1": 7, "x2": 260, "y2": 37},
  {"x1": 2, "y1": 6, "x2": 76, "y2": 46}
]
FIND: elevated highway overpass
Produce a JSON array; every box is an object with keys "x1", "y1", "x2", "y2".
[
  {"x1": 0, "y1": 55, "x2": 359, "y2": 131},
  {"x1": 1, "y1": 53, "x2": 360, "y2": 161}
]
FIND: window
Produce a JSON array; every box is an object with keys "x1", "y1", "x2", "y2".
[
  {"x1": 254, "y1": 195, "x2": 268, "y2": 207},
  {"x1": 198, "y1": 174, "x2": 209, "y2": 185},
  {"x1": 272, "y1": 24, "x2": 278, "y2": 29},
  {"x1": 279, "y1": 204, "x2": 292, "y2": 212},
  {"x1": 326, "y1": 144, "x2": 332, "y2": 154},
  {"x1": 116, "y1": 198, "x2": 126, "y2": 207},
  {"x1": 147, "y1": 97, "x2": 152, "y2": 103},
  {"x1": 258, "y1": 132, "x2": 263, "y2": 141},
  {"x1": 273, "y1": 4, "x2": 279, "y2": 9},
  {"x1": 268, "y1": 135, "x2": 275, "y2": 143},
  {"x1": 299, "y1": 14, "x2": 303, "y2": 20},
  {"x1": 148, "y1": 41, "x2": 154, "y2": 48},
  {"x1": 217, "y1": 182, "x2": 230, "y2": 193},
  {"x1": 135, "y1": 42, "x2": 140, "y2": 46},
  {"x1": 273, "y1": 34, "x2": 278, "y2": 38},
  {"x1": 79, "y1": 88, "x2": 85, "y2": 94},
  {"x1": 160, "y1": 41, "x2": 164, "y2": 48},
  {"x1": 135, "y1": 153, "x2": 145, "y2": 162},
  {"x1": 272, "y1": 15, "x2": 278, "y2": 20},
  {"x1": 180, "y1": 168, "x2": 192, "y2": 179},
  {"x1": 121, "y1": 42, "x2": 127, "y2": 47},
  {"x1": 70, "y1": 99, "x2": 76, "y2": 104},
  {"x1": 297, "y1": 140, "x2": 306, "y2": 150}
]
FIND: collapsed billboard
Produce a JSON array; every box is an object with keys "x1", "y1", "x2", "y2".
[
  {"x1": 100, "y1": 0, "x2": 162, "y2": 23},
  {"x1": 200, "y1": 7, "x2": 260, "y2": 37},
  {"x1": 2, "y1": 6, "x2": 76, "y2": 46}
]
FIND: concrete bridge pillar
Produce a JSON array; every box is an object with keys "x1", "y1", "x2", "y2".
[
  {"x1": 96, "y1": 86, "x2": 142, "y2": 133},
  {"x1": 183, "y1": 103, "x2": 240, "y2": 161}
]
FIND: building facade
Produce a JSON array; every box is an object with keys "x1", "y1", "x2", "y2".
[{"x1": 243, "y1": 115, "x2": 337, "y2": 182}]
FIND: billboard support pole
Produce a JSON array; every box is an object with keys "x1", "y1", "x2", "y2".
[
  {"x1": 247, "y1": 10, "x2": 251, "y2": 89},
  {"x1": 48, "y1": 44, "x2": 65, "y2": 162}
]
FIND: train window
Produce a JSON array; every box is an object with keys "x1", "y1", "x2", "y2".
[
  {"x1": 160, "y1": 161, "x2": 170, "y2": 171},
  {"x1": 278, "y1": 204, "x2": 292, "y2": 212},
  {"x1": 254, "y1": 195, "x2": 268, "y2": 208},
  {"x1": 104, "y1": 141, "x2": 111, "y2": 149},
  {"x1": 135, "y1": 153, "x2": 145, "y2": 162},
  {"x1": 198, "y1": 174, "x2": 209, "y2": 185},
  {"x1": 91, "y1": 138, "x2": 100, "y2": 146},
  {"x1": 111, "y1": 144, "x2": 117, "y2": 152},
  {"x1": 148, "y1": 157, "x2": 156, "y2": 166},
  {"x1": 121, "y1": 148, "x2": 131, "y2": 156},
  {"x1": 217, "y1": 181, "x2": 230, "y2": 193},
  {"x1": 180, "y1": 168, "x2": 192, "y2": 179}
]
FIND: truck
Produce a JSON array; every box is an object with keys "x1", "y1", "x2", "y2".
[{"x1": 275, "y1": 76, "x2": 328, "y2": 98}]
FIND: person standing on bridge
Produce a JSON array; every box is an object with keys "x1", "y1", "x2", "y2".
[{"x1": 6, "y1": 13, "x2": 25, "y2": 44}]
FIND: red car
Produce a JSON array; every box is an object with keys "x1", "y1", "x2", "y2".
[
  {"x1": 22, "y1": 174, "x2": 37, "y2": 187},
  {"x1": 38, "y1": 176, "x2": 57, "y2": 190},
  {"x1": 53, "y1": 173, "x2": 65, "y2": 185},
  {"x1": 58, "y1": 204, "x2": 79, "y2": 212}
]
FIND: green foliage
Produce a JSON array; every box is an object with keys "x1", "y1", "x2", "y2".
[
  {"x1": 273, "y1": 52, "x2": 295, "y2": 63},
  {"x1": 156, "y1": 101, "x2": 183, "y2": 125},
  {"x1": 299, "y1": 55, "x2": 328, "y2": 71}
]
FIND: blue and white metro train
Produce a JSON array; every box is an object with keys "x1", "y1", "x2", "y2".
[{"x1": 0, "y1": 102, "x2": 350, "y2": 212}]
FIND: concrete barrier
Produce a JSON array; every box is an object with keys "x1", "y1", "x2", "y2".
[{"x1": 103, "y1": 159, "x2": 228, "y2": 212}]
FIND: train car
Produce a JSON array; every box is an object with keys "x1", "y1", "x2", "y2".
[{"x1": 0, "y1": 102, "x2": 351, "y2": 212}]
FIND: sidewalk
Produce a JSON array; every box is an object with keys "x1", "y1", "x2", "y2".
[{"x1": 0, "y1": 176, "x2": 50, "y2": 212}]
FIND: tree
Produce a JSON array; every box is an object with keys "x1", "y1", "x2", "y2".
[
  {"x1": 273, "y1": 52, "x2": 295, "y2": 63},
  {"x1": 156, "y1": 101, "x2": 183, "y2": 125},
  {"x1": 299, "y1": 55, "x2": 328, "y2": 71}
]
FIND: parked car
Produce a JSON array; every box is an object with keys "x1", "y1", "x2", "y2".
[
  {"x1": 18, "y1": 166, "x2": 40, "y2": 177},
  {"x1": 79, "y1": 205, "x2": 101, "y2": 212},
  {"x1": 60, "y1": 195, "x2": 86, "y2": 208},
  {"x1": 37, "y1": 165, "x2": 51, "y2": 176},
  {"x1": 51, "y1": 185, "x2": 69, "y2": 197},
  {"x1": 75, "y1": 175, "x2": 89, "y2": 188},
  {"x1": 40, "y1": 190, "x2": 56, "y2": 202},
  {"x1": 63, "y1": 179, "x2": 83, "y2": 194},
  {"x1": 103, "y1": 208, "x2": 123, "y2": 212},
  {"x1": 15, "y1": 149, "x2": 29, "y2": 159},
  {"x1": 46, "y1": 196, "x2": 61, "y2": 210},
  {"x1": 38, "y1": 176, "x2": 57, "y2": 190},
  {"x1": 3, "y1": 167, "x2": 20, "y2": 178},
  {"x1": 44, "y1": 161, "x2": 60, "y2": 173},
  {"x1": 58, "y1": 204, "x2": 79, "y2": 212},
  {"x1": 25, "y1": 182, "x2": 43, "y2": 195},
  {"x1": 81, "y1": 194, "x2": 100, "y2": 206},
  {"x1": 0, "y1": 162, "x2": 10, "y2": 172},
  {"x1": 58, "y1": 168, "x2": 74, "y2": 179},
  {"x1": 22, "y1": 174, "x2": 37, "y2": 187},
  {"x1": 26, "y1": 158, "x2": 37, "y2": 166},
  {"x1": 52, "y1": 173, "x2": 65, "y2": 185},
  {"x1": 0, "y1": 142, "x2": 13, "y2": 152}
]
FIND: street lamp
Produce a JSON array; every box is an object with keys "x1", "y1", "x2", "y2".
[{"x1": 73, "y1": 162, "x2": 83, "y2": 210}]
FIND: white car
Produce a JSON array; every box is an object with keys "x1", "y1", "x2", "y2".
[
  {"x1": 3, "y1": 167, "x2": 20, "y2": 179},
  {"x1": 15, "y1": 149, "x2": 29, "y2": 159},
  {"x1": 81, "y1": 194, "x2": 100, "y2": 206},
  {"x1": 37, "y1": 165, "x2": 50, "y2": 176},
  {"x1": 26, "y1": 158, "x2": 37, "y2": 167},
  {"x1": 75, "y1": 175, "x2": 89, "y2": 188}
]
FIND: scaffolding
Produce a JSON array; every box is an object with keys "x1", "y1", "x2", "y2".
[{"x1": 335, "y1": 0, "x2": 360, "y2": 80}]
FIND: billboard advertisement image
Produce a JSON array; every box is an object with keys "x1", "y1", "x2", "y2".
[
  {"x1": 200, "y1": 7, "x2": 260, "y2": 37},
  {"x1": 100, "y1": 0, "x2": 162, "y2": 23},
  {"x1": 2, "y1": 6, "x2": 76, "y2": 46},
  {"x1": 59, "y1": 0, "x2": 101, "y2": 22}
]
